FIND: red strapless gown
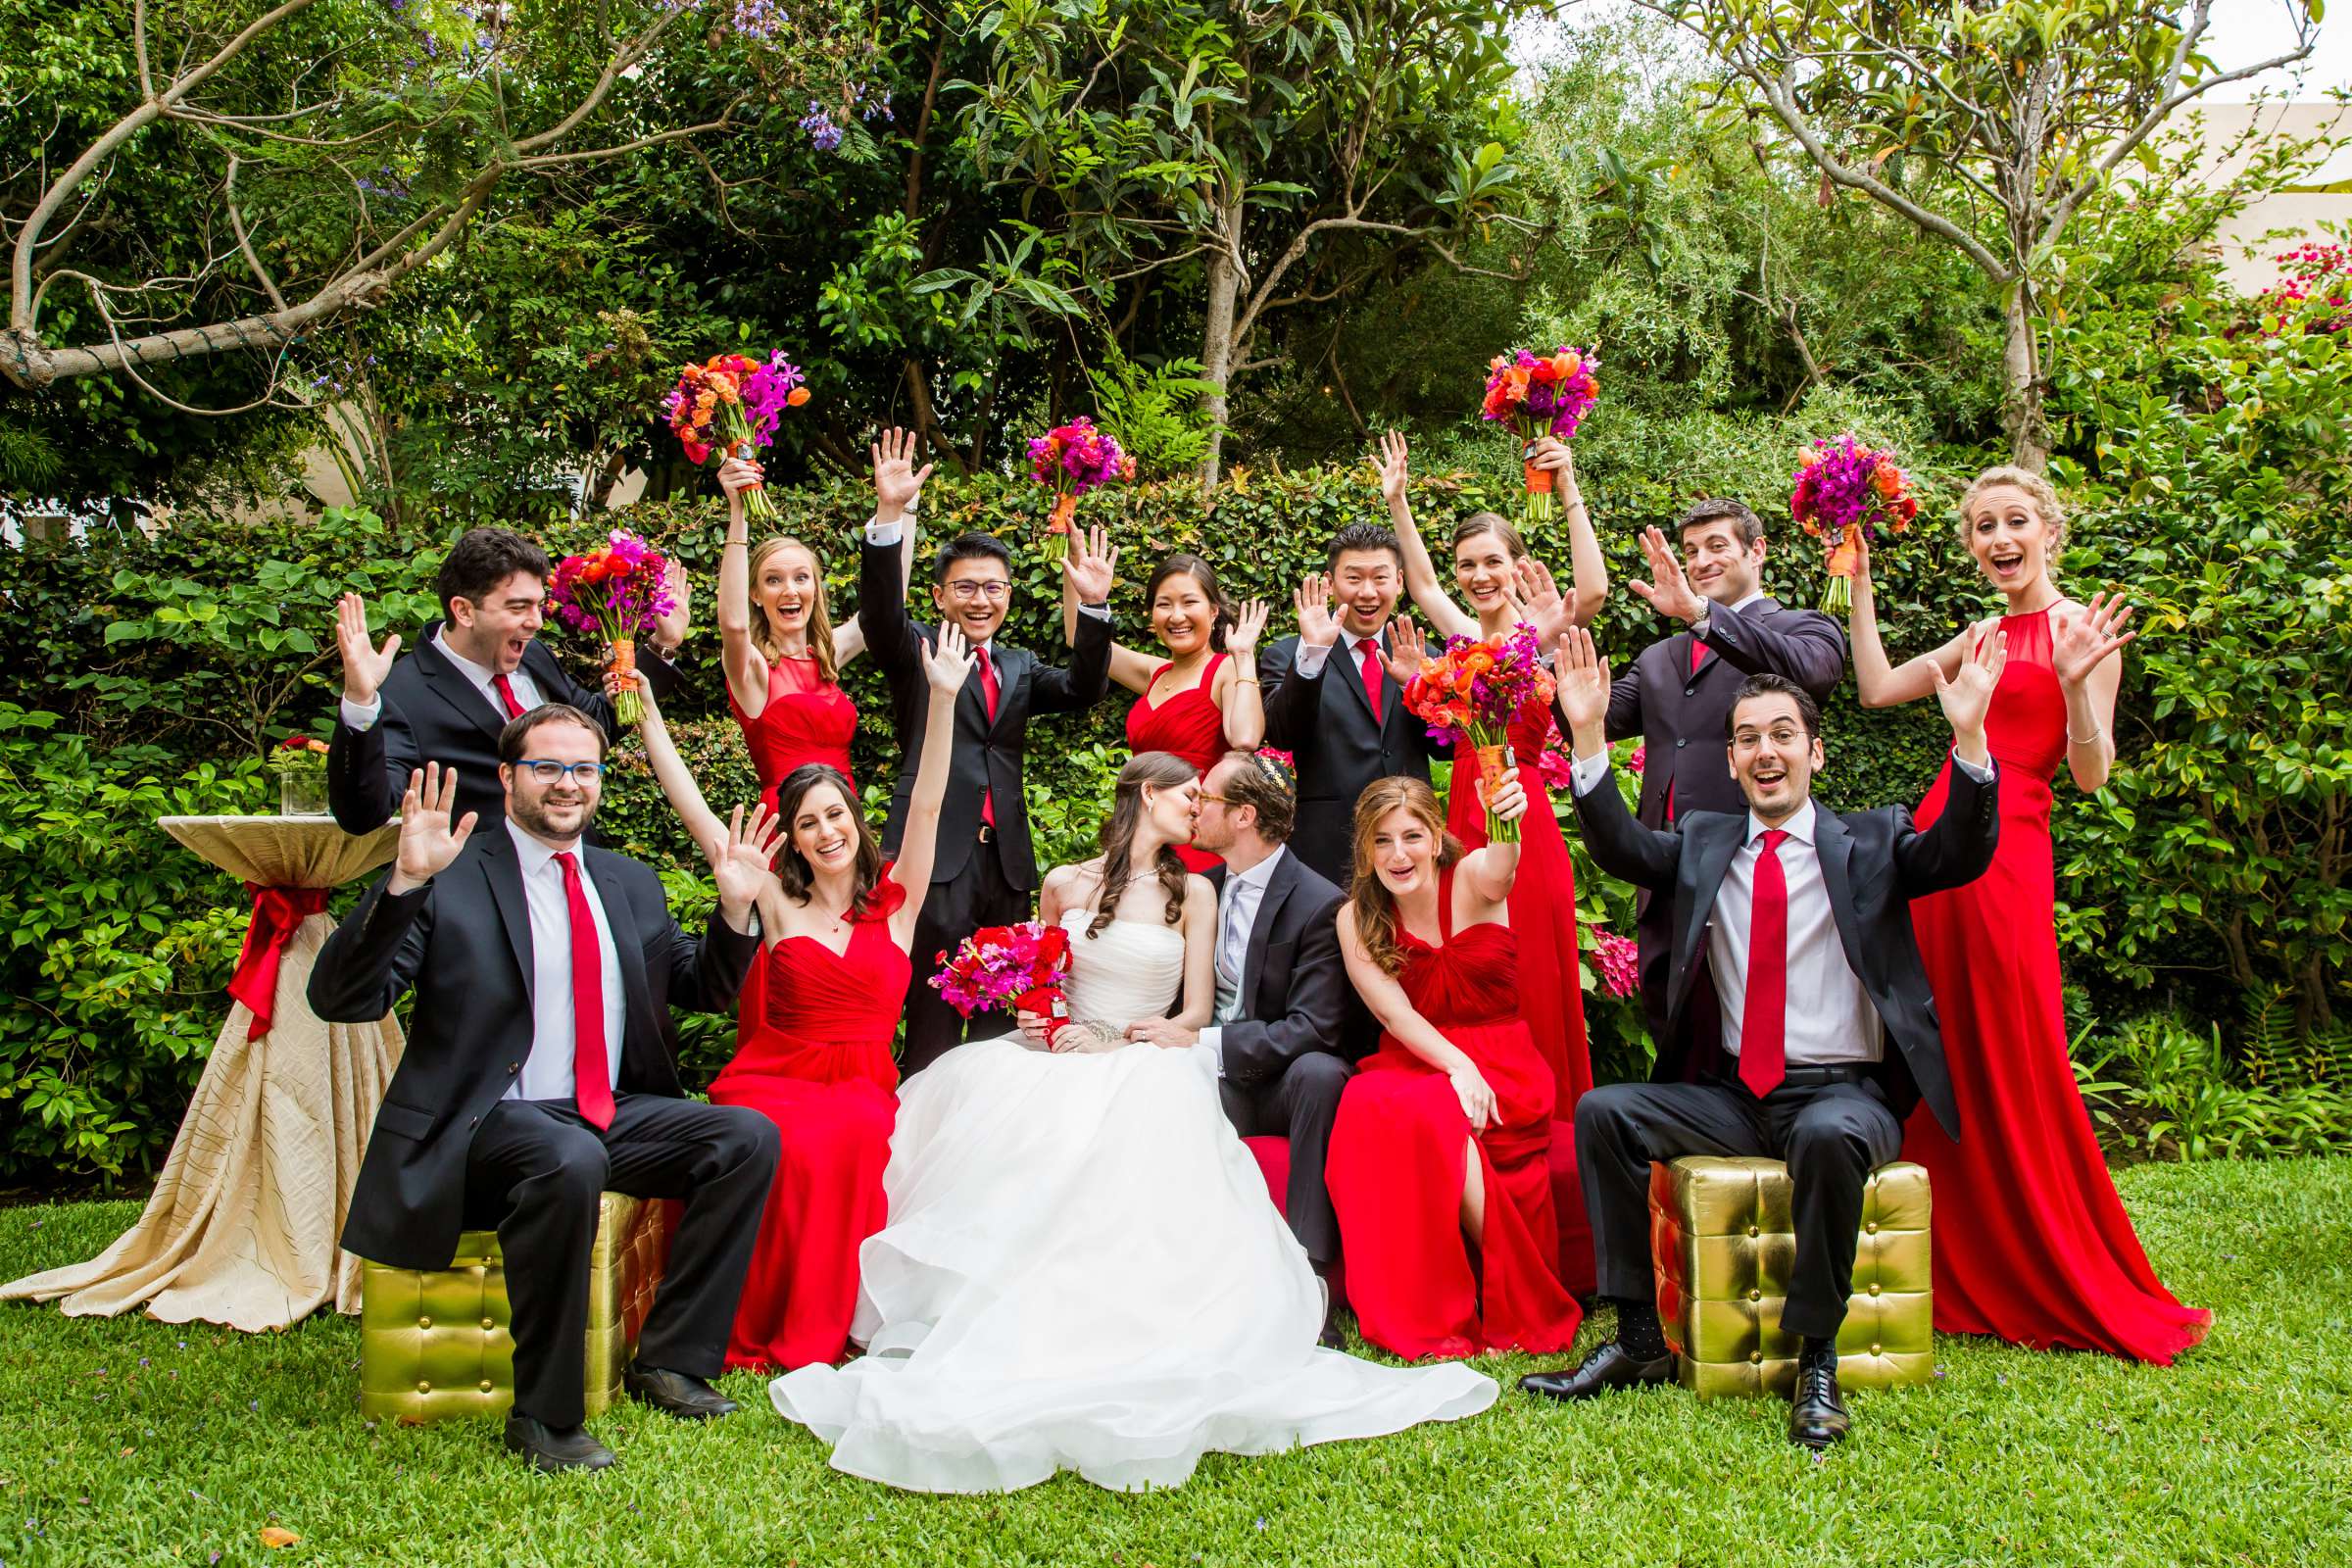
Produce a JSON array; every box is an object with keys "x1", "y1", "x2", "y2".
[
  {"x1": 1445, "y1": 699, "x2": 1593, "y2": 1114},
  {"x1": 728, "y1": 654, "x2": 859, "y2": 1067},
  {"x1": 1125, "y1": 650, "x2": 1230, "y2": 872},
  {"x1": 1904, "y1": 611, "x2": 2209, "y2": 1362},
  {"x1": 707, "y1": 875, "x2": 906, "y2": 1370},
  {"x1": 1327, "y1": 868, "x2": 1583, "y2": 1359}
]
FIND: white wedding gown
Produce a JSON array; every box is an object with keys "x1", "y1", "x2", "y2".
[{"x1": 769, "y1": 910, "x2": 1497, "y2": 1493}]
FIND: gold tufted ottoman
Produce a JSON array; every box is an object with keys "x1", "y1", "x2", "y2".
[
  {"x1": 359, "y1": 1193, "x2": 674, "y2": 1424},
  {"x1": 1647, "y1": 1156, "x2": 1932, "y2": 1398}
]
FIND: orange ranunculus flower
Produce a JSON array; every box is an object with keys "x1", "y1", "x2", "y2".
[
  {"x1": 1872, "y1": 462, "x2": 1904, "y2": 498},
  {"x1": 787, "y1": 386, "x2": 810, "y2": 407},
  {"x1": 1488, "y1": 354, "x2": 1509, "y2": 371}
]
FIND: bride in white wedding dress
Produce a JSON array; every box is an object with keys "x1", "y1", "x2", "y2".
[{"x1": 770, "y1": 752, "x2": 1496, "y2": 1493}]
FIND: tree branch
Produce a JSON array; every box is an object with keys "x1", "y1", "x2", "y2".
[{"x1": 223, "y1": 156, "x2": 286, "y2": 313}]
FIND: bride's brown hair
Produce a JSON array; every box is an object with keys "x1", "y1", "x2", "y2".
[
  {"x1": 1346, "y1": 777, "x2": 1460, "y2": 975},
  {"x1": 1089, "y1": 751, "x2": 1196, "y2": 938}
]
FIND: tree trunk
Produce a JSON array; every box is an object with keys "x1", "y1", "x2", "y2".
[
  {"x1": 1196, "y1": 196, "x2": 1246, "y2": 491},
  {"x1": 2002, "y1": 284, "x2": 2050, "y2": 473}
]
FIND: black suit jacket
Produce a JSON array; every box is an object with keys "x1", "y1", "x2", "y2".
[
  {"x1": 308, "y1": 828, "x2": 758, "y2": 1269},
  {"x1": 860, "y1": 537, "x2": 1113, "y2": 889},
  {"x1": 327, "y1": 621, "x2": 678, "y2": 835},
  {"x1": 1588, "y1": 597, "x2": 1847, "y2": 826},
  {"x1": 1569, "y1": 759, "x2": 2000, "y2": 1138},
  {"x1": 1205, "y1": 851, "x2": 1350, "y2": 1084},
  {"x1": 1260, "y1": 628, "x2": 1449, "y2": 887}
]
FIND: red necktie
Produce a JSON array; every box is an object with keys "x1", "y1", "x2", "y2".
[
  {"x1": 1739, "y1": 828, "x2": 1789, "y2": 1099},
  {"x1": 975, "y1": 646, "x2": 1000, "y2": 827},
  {"x1": 554, "y1": 851, "x2": 615, "y2": 1130},
  {"x1": 492, "y1": 672, "x2": 525, "y2": 721},
  {"x1": 1359, "y1": 639, "x2": 1384, "y2": 722}
]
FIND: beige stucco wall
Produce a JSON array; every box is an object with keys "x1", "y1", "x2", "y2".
[{"x1": 2171, "y1": 101, "x2": 2352, "y2": 293}]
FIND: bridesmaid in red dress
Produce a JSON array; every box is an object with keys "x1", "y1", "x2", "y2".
[
  {"x1": 1850, "y1": 466, "x2": 2208, "y2": 1363},
  {"x1": 1328, "y1": 775, "x2": 1583, "y2": 1360},
  {"x1": 715, "y1": 428, "x2": 928, "y2": 1033},
  {"x1": 631, "y1": 623, "x2": 973, "y2": 1369},
  {"x1": 1060, "y1": 528, "x2": 1270, "y2": 870},
  {"x1": 1376, "y1": 429, "x2": 1605, "y2": 1111}
]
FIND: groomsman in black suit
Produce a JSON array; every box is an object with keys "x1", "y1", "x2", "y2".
[
  {"x1": 1570, "y1": 500, "x2": 1848, "y2": 1054},
  {"x1": 1260, "y1": 523, "x2": 1450, "y2": 888},
  {"x1": 328, "y1": 527, "x2": 685, "y2": 835},
  {"x1": 310, "y1": 708, "x2": 779, "y2": 1472},
  {"x1": 1523, "y1": 632, "x2": 2002, "y2": 1449},
  {"x1": 1128, "y1": 749, "x2": 1352, "y2": 1340},
  {"x1": 862, "y1": 517, "x2": 1117, "y2": 1073}
]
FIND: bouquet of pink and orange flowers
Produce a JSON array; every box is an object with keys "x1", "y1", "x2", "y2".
[
  {"x1": 662, "y1": 351, "x2": 811, "y2": 524},
  {"x1": 1399, "y1": 624, "x2": 1556, "y2": 844},
  {"x1": 930, "y1": 920, "x2": 1075, "y2": 1047},
  {"x1": 1481, "y1": 346, "x2": 1599, "y2": 524},
  {"x1": 547, "y1": 531, "x2": 676, "y2": 725},
  {"x1": 1026, "y1": 417, "x2": 1132, "y2": 564},
  {"x1": 1789, "y1": 434, "x2": 1919, "y2": 612}
]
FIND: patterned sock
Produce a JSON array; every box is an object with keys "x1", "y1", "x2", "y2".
[{"x1": 1611, "y1": 1298, "x2": 1668, "y2": 1361}]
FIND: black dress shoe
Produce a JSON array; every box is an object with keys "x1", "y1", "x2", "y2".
[
  {"x1": 1518, "y1": 1341, "x2": 1676, "y2": 1402},
  {"x1": 623, "y1": 1363, "x2": 740, "y2": 1421},
  {"x1": 1788, "y1": 1355, "x2": 1851, "y2": 1449},
  {"x1": 503, "y1": 1414, "x2": 615, "y2": 1473},
  {"x1": 1318, "y1": 1310, "x2": 1348, "y2": 1350}
]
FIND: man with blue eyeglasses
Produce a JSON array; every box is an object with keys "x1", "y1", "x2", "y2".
[{"x1": 313, "y1": 704, "x2": 780, "y2": 1474}]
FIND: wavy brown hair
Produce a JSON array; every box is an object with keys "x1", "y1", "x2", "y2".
[
  {"x1": 1088, "y1": 751, "x2": 1196, "y2": 938},
  {"x1": 1347, "y1": 776, "x2": 1461, "y2": 975},
  {"x1": 746, "y1": 537, "x2": 840, "y2": 683},
  {"x1": 769, "y1": 764, "x2": 885, "y2": 917}
]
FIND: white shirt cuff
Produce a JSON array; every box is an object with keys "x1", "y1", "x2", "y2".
[
  {"x1": 1950, "y1": 749, "x2": 1994, "y2": 784},
  {"x1": 865, "y1": 517, "x2": 904, "y2": 546},
  {"x1": 1199, "y1": 1024, "x2": 1225, "y2": 1077},
  {"x1": 1292, "y1": 641, "x2": 1334, "y2": 679},
  {"x1": 340, "y1": 695, "x2": 381, "y2": 732},
  {"x1": 1075, "y1": 602, "x2": 1110, "y2": 623},
  {"x1": 1569, "y1": 753, "x2": 1612, "y2": 797}
]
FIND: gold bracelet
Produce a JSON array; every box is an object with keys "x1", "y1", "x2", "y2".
[
  {"x1": 1231, "y1": 676, "x2": 1261, "y2": 686},
  {"x1": 2068, "y1": 726, "x2": 2104, "y2": 746}
]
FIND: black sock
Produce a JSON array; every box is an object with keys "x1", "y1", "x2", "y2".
[
  {"x1": 1611, "y1": 1298, "x2": 1668, "y2": 1360},
  {"x1": 1799, "y1": 1334, "x2": 1838, "y2": 1368}
]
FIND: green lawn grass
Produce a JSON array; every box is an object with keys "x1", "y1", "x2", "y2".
[{"x1": 0, "y1": 1157, "x2": 2346, "y2": 1567}]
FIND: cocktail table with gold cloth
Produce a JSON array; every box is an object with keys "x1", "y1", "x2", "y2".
[
  {"x1": 359, "y1": 1192, "x2": 675, "y2": 1424},
  {"x1": 1648, "y1": 1155, "x2": 1933, "y2": 1397}
]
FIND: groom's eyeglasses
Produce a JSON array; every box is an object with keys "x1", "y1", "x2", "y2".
[
  {"x1": 1196, "y1": 793, "x2": 1232, "y2": 806},
  {"x1": 516, "y1": 760, "x2": 607, "y2": 785},
  {"x1": 944, "y1": 580, "x2": 1010, "y2": 602}
]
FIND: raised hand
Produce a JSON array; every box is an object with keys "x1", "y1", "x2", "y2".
[
  {"x1": 1293, "y1": 573, "x2": 1339, "y2": 649},
  {"x1": 1378, "y1": 613, "x2": 1430, "y2": 688},
  {"x1": 1064, "y1": 521, "x2": 1118, "y2": 604},
  {"x1": 1479, "y1": 768, "x2": 1528, "y2": 824},
  {"x1": 603, "y1": 665, "x2": 662, "y2": 722},
  {"x1": 717, "y1": 454, "x2": 764, "y2": 504},
  {"x1": 1514, "y1": 556, "x2": 1574, "y2": 645},
  {"x1": 1529, "y1": 435, "x2": 1574, "y2": 476},
  {"x1": 1628, "y1": 524, "x2": 1707, "y2": 625},
  {"x1": 335, "y1": 592, "x2": 401, "y2": 707},
  {"x1": 1448, "y1": 1061, "x2": 1498, "y2": 1132},
  {"x1": 1932, "y1": 626, "x2": 2007, "y2": 749},
  {"x1": 924, "y1": 620, "x2": 976, "y2": 694},
  {"x1": 704, "y1": 802, "x2": 786, "y2": 915},
  {"x1": 391, "y1": 764, "x2": 476, "y2": 890},
  {"x1": 1226, "y1": 597, "x2": 1271, "y2": 657},
  {"x1": 1553, "y1": 626, "x2": 1612, "y2": 742},
  {"x1": 1372, "y1": 429, "x2": 1410, "y2": 512},
  {"x1": 653, "y1": 558, "x2": 691, "y2": 653},
  {"x1": 2051, "y1": 591, "x2": 2137, "y2": 690},
  {"x1": 871, "y1": 425, "x2": 934, "y2": 518}
]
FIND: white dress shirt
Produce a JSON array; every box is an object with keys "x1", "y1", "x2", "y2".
[
  {"x1": 1198, "y1": 846, "x2": 1288, "y2": 1074},
  {"x1": 1290, "y1": 628, "x2": 1388, "y2": 683},
  {"x1": 340, "y1": 627, "x2": 544, "y2": 733},
  {"x1": 1569, "y1": 752, "x2": 1991, "y2": 1065},
  {"x1": 502, "y1": 820, "x2": 626, "y2": 1104}
]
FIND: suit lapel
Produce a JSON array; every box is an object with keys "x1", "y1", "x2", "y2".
[
  {"x1": 1810, "y1": 808, "x2": 1870, "y2": 981},
  {"x1": 416, "y1": 623, "x2": 508, "y2": 744},
  {"x1": 1331, "y1": 633, "x2": 1382, "y2": 724},
  {"x1": 1239, "y1": 855, "x2": 1298, "y2": 1003},
  {"x1": 1680, "y1": 815, "x2": 1745, "y2": 989},
  {"x1": 479, "y1": 828, "x2": 535, "y2": 1007}
]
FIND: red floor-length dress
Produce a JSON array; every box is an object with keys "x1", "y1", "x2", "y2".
[
  {"x1": 1328, "y1": 867, "x2": 1583, "y2": 1359},
  {"x1": 1125, "y1": 650, "x2": 1230, "y2": 873},
  {"x1": 729, "y1": 653, "x2": 859, "y2": 1049},
  {"x1": 707, "y1": 876, "x2": 907, "y2": 1370},
  {"x1": 1904, "y1": 610, "x2": 2210, "y2": 1363},
  {"x1": 1445, "y1": 700, "x2": 1594, "y2": 1114}
]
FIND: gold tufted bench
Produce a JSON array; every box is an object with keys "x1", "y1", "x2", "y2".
[
  {"x1": 1647, "y1": 1156, "x2": 1932, "y2": 1398},
  {"x1": 359, "y1": 1193, "x2": 674, "y2": 1425}
]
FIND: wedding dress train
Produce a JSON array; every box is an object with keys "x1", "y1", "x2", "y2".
[{"x1": 769, "y1": 910, "x2": 1497, "y2": 1492}]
